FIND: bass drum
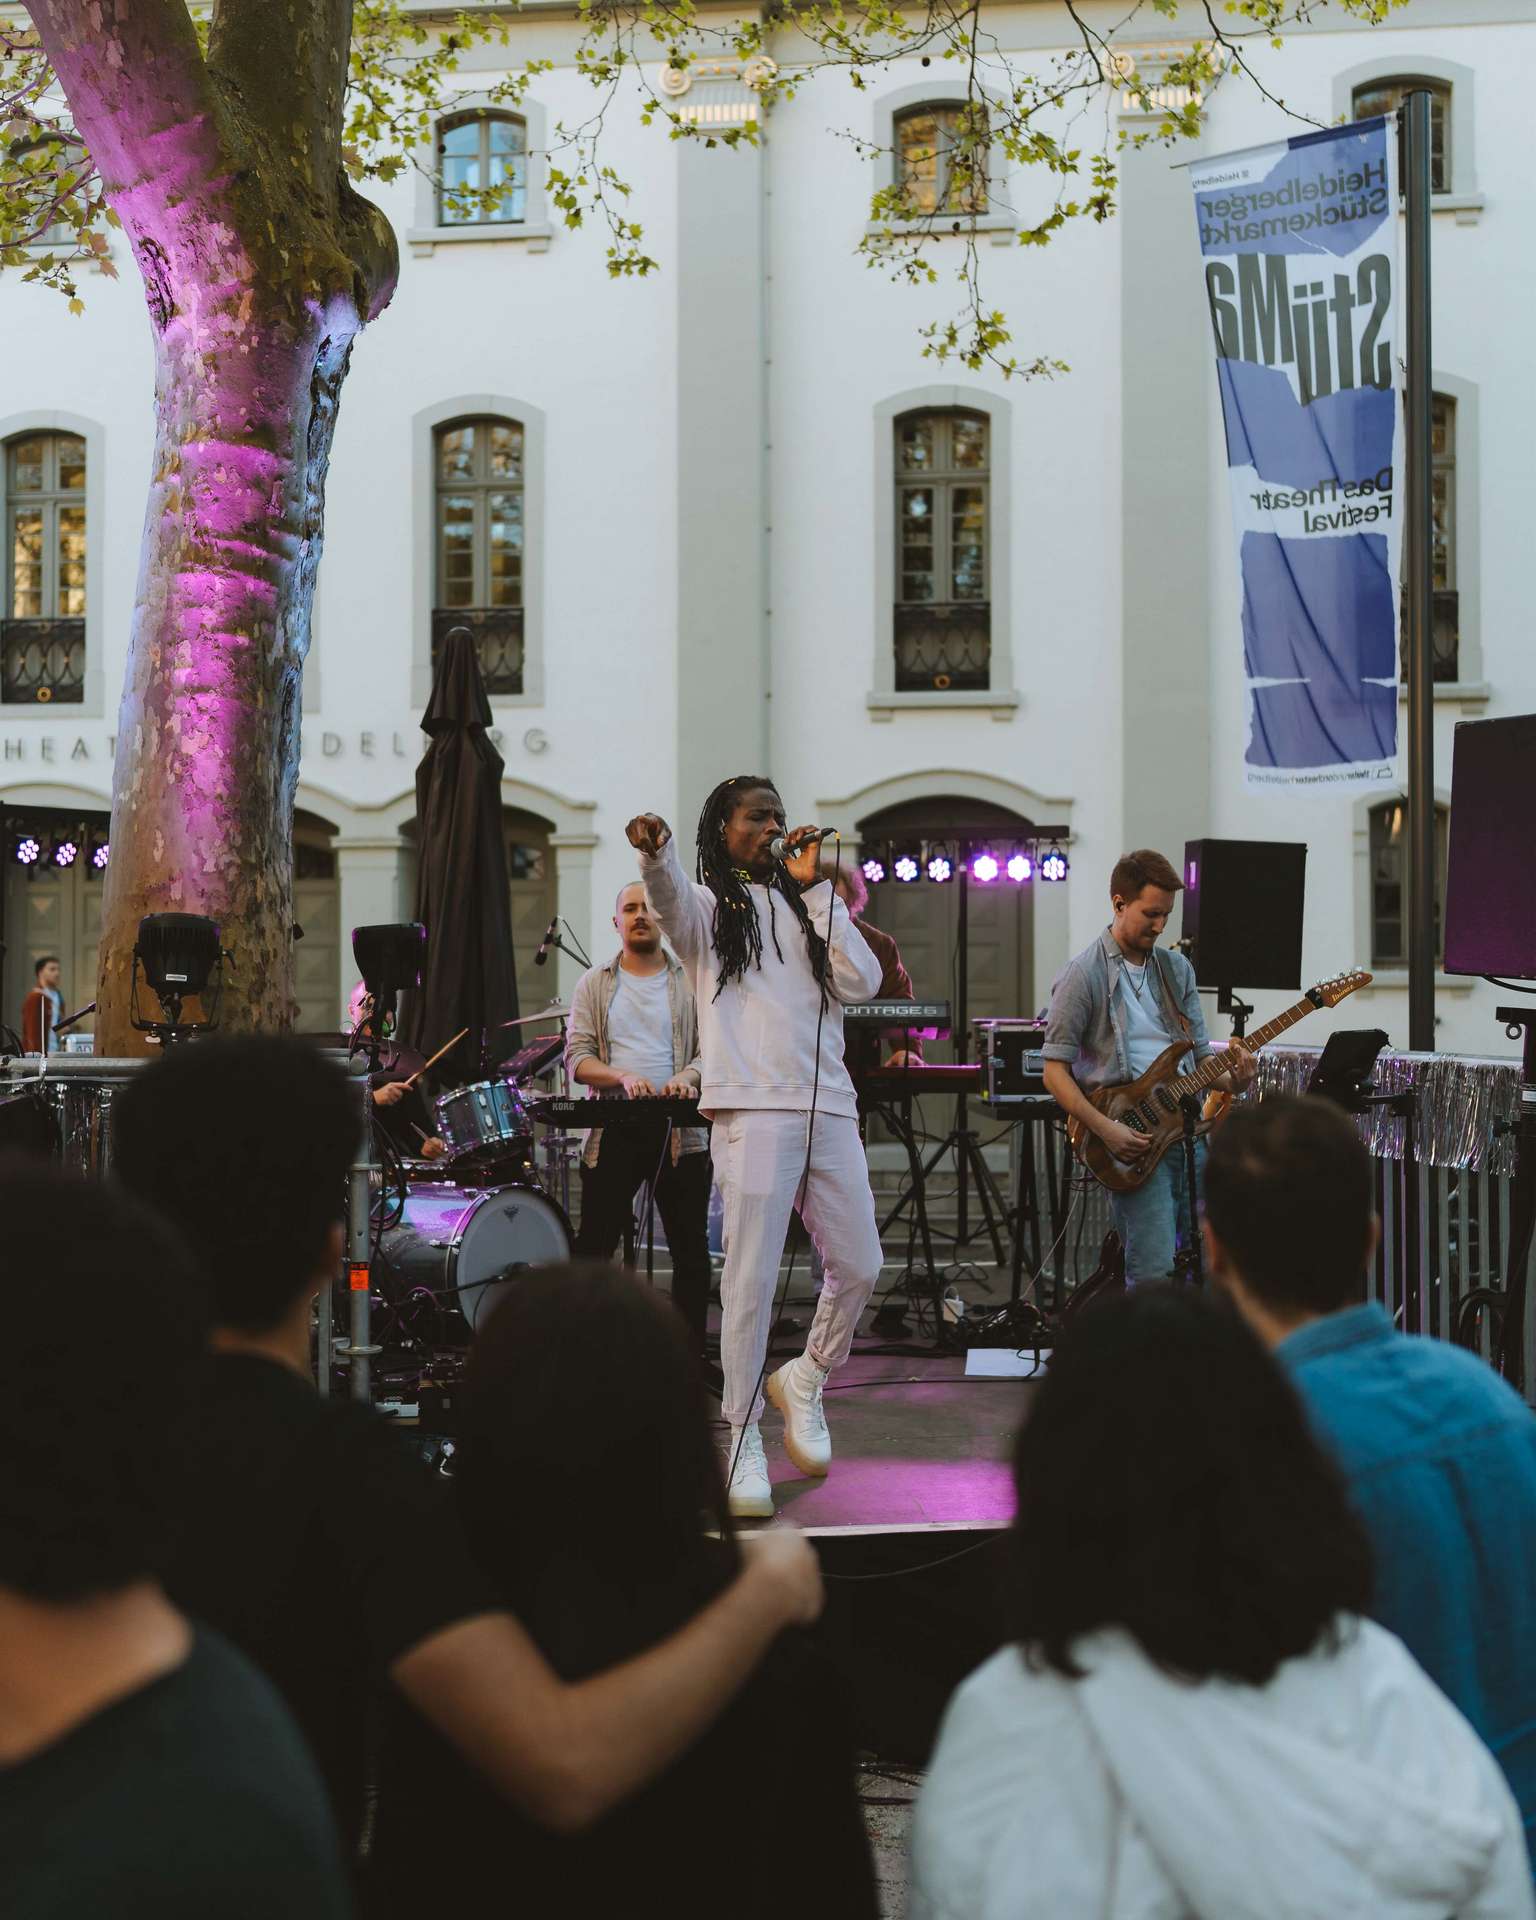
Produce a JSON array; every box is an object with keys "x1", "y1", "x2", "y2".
[{"x1": 379, "y1": 1183, "x2": 571, "y2": 1335}]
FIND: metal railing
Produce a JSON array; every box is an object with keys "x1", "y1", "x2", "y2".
[
  {"x1": 431, "y1": 606, "x2": 524, "y2": 695},
  {"x1": 2, "y1": 617, "x2": 85, "y2": 703},
  {"x1": 894, "y1": 602, "x2": 990, "y2": 691}
]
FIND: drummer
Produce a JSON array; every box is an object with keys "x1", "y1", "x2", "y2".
[{"x1": 347, "y1": 981, "x2": 448, "y2": 1163}]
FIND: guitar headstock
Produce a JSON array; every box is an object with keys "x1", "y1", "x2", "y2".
[{"x1": 1309, "y1": 969, "x2": 1373, "y2": 1008}]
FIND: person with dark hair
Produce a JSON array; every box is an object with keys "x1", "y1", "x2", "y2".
[
  {"x1": 911, "y1": 1288, "x2": 1533, "y2": 1918},
  {"x1": 371, "y1": 1264, "x2": 879, "y2": 1917},
  {"x1": 1205, "y1": 1093, "x2": 1536, "y2": 1862},
  {"x1": 628, "y1": 779, "x2": 884, "y2": 1516},
  {"x1": 1041, "y1": 846, "x2": 1256, "y2": 1281},
  {"x1": 820, "y1": 855, "x2": 923, "y2": 1075},
  {"x1": 20, "y1": 953, "x2": 63, "y2": 1053},
  {"x1": 565, "y1": 881, "x2": 712, "y2": 1349},
  {"x1": 111, "y1": 1036, "x2": 824, "y2": 1876},
  {"x1": 0, "y1": 1163, "x2": 348, "y2": 1919}
]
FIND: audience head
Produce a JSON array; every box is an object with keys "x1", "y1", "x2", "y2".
[
  {"x1": 1009, "y1": 1286, "x2": 1371, "y2": 1687},
  {"x1": 457, "y1": 1264, "x2": 735, "y2": 1666},
  {"x1": 0, "y1": 1161, "x2": 206, "y2": 1600},
  {"x1": 34, "y1": 954, "x2": 61, "y2": 986},
  {"x1": 1204, "y1": 1094, "x2": 1377, "y2": 1327},
  {"x1": 113, "y1": 1036, "x2": 359, "y2": 1333}
]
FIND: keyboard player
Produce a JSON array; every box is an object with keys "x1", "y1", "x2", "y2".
[
  {"x1": 822, "y1": 856, "x2": 923, "y2": 1077},
  {"x1": 564, "y1": 881, "x2": 713, "y2": 1352}
]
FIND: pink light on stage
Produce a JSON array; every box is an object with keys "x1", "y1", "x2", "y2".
[
  {"x1": 893, "y1": 854, "x2": 921, "y2": 884},
  {"x1": 970, "y1": 852, "x2": 1000, "y2": 884},
  {"x1": 92, "y1": 840, "x2": 111, "y2": 871},
  {"x1": 926, "y1": 853, "x2": 954, "y2": 884},
  {"x1": 1006, "y1": 852, "x2": 1032, "y2": 883},
  {"x1": 53, "y1": 839, "x2": 79, "y2": 869},
  {"x1": 861, "y1": 856, "x2": 887, "y2": 886}
]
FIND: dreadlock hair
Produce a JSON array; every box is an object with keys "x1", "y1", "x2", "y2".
[{"x1": 695, "y1": 775, "x2": 831, "y2": 1003}]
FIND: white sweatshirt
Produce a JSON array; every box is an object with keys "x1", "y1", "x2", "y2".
[
  {"x1": 640, "y1": 830, "x2": 882, "y2": 1118},
  {"x1": 911, "y1": 1622, "x2": 1534, "y2": 1920}
]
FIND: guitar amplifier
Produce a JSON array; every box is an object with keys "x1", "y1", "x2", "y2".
[{"x1": 974, "y1": 1019, "x2": 1050, "y2": 1104}]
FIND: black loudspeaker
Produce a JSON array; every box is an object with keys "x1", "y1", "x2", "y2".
[
  {"x1": 1444, "y1": 715, "x2": 1536, "y2": 979},
  {"x1": 1181, "y1": 839, "x2": 1307, "y2": 991}
]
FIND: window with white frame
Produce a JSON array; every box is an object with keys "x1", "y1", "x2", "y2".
[
  {"x1": 894, "y1": 409, "x2": 990, "y2": 691},
  {"x1": 1368, "y1": 796, "x2": 1447, "y2": 966},
  {"x1": 1352, "y1": 77, "x2": 1451, "y2": 195},
  {"x1": 893, "y1": 102, "x2": 990, "y2": 218},
  {"x1": 437, "y1": 112, "x2": 527, "y2": 226},
  {"x1": 4, "y1": 431, "x2": 86, "y2": 704},
  {"x1": 433, "y1": 417, "x2": 524, "y2": 695}
]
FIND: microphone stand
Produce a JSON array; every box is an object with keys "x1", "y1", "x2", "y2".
[
  {"x1": 52, "y1": 1000, "x2": 96, "y2": 1037},
  {"x1": 1171, "y1": 1093, "x2": 1205, "y2": 1286}
]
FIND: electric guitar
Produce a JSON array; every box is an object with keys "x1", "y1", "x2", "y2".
[{"x1": 1066, "y1": 970, "x2": 1372, "y2": 1193}]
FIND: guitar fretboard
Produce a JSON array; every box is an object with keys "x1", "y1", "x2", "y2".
[{"x1": 1143, "y1": 991, "x2": 1321, "y2": 1112}]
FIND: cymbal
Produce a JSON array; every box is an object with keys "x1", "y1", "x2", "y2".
[{"x1": 495, "y1": 1003, "x2": 568, "y2": 1030}]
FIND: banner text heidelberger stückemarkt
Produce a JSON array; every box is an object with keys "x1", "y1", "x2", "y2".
[{"x1": 1191, "y1": 117, "x2": 1403, "y2": 789}]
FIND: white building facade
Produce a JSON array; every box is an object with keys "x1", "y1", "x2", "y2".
[{"x1": 0, "y1": 0, "x2": 1528, "y2": 1058}]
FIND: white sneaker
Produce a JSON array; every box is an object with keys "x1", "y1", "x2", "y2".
[
  {"x1": 766, "y1": 1354, "x2": 832, "y2": 1477},
  {"x1": 725, "y1": 1423, "x2": 773, "y2": 1519}
]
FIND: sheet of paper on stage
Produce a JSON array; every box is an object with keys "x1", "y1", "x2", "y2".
[{"x1": 964, "y1": 1348, "x2": 1051, "y2": 1378}]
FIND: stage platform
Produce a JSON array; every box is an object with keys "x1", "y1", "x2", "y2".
[{"x1": 734, "y1": 1347, "x2": 1025, "y2": 1534}]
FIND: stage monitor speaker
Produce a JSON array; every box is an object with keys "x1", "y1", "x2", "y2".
[
  {"x1": 1181, "y1": 839, "x2": 1306, "y2": 991},
  {"x1": 1444, "y1": 714, "x2": 1536, "y2": 979}
]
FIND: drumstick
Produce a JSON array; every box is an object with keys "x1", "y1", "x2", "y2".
[{"x1": 402, "y1": 1028, "x2": 470, "y2": 1089}]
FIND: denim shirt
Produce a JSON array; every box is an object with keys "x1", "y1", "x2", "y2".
[
  {"x1": 1280, "y1": 1303, "x2": 1536, "y2": 1857},
  {"x1": 1042, "y1": 928, "x2": 1213, "y2": 1090}
]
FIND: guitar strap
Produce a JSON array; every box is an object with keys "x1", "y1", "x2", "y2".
[{"x1": 1152, "y1": 948, "x2": 1196, "y2": 1048}]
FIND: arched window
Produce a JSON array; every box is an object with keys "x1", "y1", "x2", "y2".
[
  {"x1": 1368, "y1": 797, "x2": 1448, "y2": 966},
  {"x1": 437, "y1": 112, "x2": 527, "y2": 226},
  {"x1": 4, "y1": 430, "x2": 85, "y2": 704},
  {"x1": 1352, "y1": 77, "x2": 1451, "y2": 195},
  {"x1": 894, "y1": 408, "x2": 989, "y2": 691},
  {"x1": 433, "y1": 417, "x2": 524, "y2": 695},
  {"x1": 893, "y1": 102, "x2": 990, "y2": 217}
]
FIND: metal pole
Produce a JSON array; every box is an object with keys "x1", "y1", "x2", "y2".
[
  {"x1": 954, "y1": 858, "x2": 970, "y2": 1242},
  {"x1": 345, "y1": 1062, "x2": 379, "y2": 1403},
  {"x1": 1404, "y1": 91, "x2": 1437, "y2": 1052}
]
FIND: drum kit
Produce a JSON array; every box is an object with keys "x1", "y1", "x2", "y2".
[{"x1": 374, "y1": 1000, "x2": 580, "y2": 1354}]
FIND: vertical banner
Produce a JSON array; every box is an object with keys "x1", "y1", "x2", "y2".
[{"x1": 1191, "y1": 118, "x2": 1402, "y2": 788}]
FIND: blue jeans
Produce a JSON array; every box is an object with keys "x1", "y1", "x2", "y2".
[{"x1": 1110, "y1": 1138, "x2": 1206, "y2": 1284}]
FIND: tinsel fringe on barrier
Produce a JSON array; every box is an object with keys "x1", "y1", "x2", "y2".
[{"x1": 1256, "y1": 1046, "x2": 1520, "y2": 1177}]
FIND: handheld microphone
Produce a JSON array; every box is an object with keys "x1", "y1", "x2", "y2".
[
  {"x1": 533, "y1": 916, "x2": 560, "y2": 967},
  {"x1": 768, "y1": 826, "x2": 839, "y2": 863}
]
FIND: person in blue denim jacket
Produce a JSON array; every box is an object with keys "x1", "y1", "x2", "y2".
[{"x1": 1041, "y1": 848, "x2": 1255, "y2": 1281}]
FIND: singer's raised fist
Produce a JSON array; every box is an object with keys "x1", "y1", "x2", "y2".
[{"x1": 626, "y1": 814, "x2": 671, "y2": 857}]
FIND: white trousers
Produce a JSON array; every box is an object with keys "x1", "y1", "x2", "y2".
[{"x1": 710, "y1": 1109, "x2": 883, "y2": 1429}]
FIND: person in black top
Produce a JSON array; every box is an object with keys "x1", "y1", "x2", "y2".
[
  {"x1": 348, "y1": 981, "x2": 447, "y2": 1162},
  {"x1": 0, "y1": 1165, "x2": 348, "y2": 1920},
  {"x1": 371, "y1": 1262, "x2": 880, "y2": 1919},
  {"x1": 111, "y1": 1037, "x2": 825, "y2": 1877}
]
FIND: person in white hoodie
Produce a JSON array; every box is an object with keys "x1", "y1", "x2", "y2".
[
  {"x1": 627, "y1": 777, "x2": 884, "y2": 1518},
  {"x1": 911, "y1": 1287, "x2": 1533, "y2": 1920}
]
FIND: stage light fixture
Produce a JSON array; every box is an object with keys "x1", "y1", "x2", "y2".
[
  {"x1": 926, "y1": 852, "x2": 954, "y2": 885},
  {"x1": 892, "y1": 853, "x2": 921, "y2": 884},
  {"x1": 860, "y1": 855, "x2": 888, "y2": 886},
  {"x1": 132, "y1": 912, "x2": 226, "y2": 1042},
  {"x1": 1006, "y1": 851, "x2": 1032, "y2": 884},
  {"x1": 14, "y1": 835, "x2": 40, "y2": 867},
  {"x1": 91, "y1": 838, "x2": 110, "y2": 871},
  {"x1": 1040, "y1": 843, "x2": 1069, "y2": 882},
  {"x1": 970, "y1": 851, "x2": 1000, "y2": 884},
  {"x1": 52, "y1": 838, "x2": 78, "y2": 869}
]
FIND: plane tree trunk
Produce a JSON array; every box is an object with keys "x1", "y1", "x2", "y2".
[{"x1": 29, "y1": 0, "x2": 397, "y2": 1047}]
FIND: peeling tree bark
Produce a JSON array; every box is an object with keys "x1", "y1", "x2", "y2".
[{"x1": 29, "y1": 0, "x2": 397, "y2": 1049}]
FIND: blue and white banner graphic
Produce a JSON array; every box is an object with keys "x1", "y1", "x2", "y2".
[{"x1": 1191, "y1": 118, "x2": 1402, "y2": 788}]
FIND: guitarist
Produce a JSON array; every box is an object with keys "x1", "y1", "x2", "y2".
[{"x1": 1041, "y1": 849, "x2": 1256, "y2": 1282}]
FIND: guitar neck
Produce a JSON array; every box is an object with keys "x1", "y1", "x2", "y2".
[{"x1": 1167, "y1": 995, "x2": 1318, "y2": 1101}]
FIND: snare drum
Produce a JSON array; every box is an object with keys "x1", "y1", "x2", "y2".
[
  {"x1": 378, "y1": 1182, "x2": 572, "y2": 1335},
  {"x1": 433, "y1": 1078, "x2": 534, "y2": 1176}
]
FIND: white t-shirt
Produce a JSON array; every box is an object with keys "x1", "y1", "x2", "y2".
[
  {"x1": 606, "y1": 966, "x2": 676, "y2": 1088},
  {"x1": 1116, "y1": 960, "x2": 1188, "y2": 1077}
]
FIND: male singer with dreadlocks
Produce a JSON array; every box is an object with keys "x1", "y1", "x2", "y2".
[{"x1": 628, "y1": 779, "x2": 884, "y2": 1518}]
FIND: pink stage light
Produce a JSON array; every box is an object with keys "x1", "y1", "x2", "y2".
[
  {"x1": 1006, "y1": 852, "x2": 1031, "y2": 883},
  {"x1": 970, "y1": 852, "x2": 1000, "y2": 884}
]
